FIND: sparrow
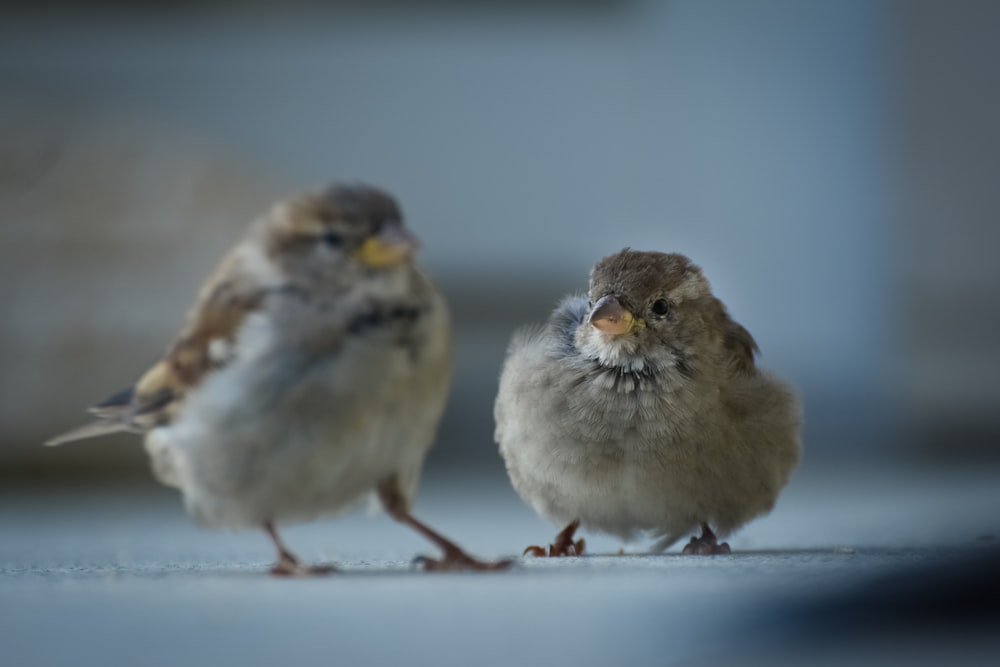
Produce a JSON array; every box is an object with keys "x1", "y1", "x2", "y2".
[
  {"x1": 495, "y1": 249, "x2": 800, "y2": 556},
  {"x1": 47, "y1": 183, "x2": 508, "y2": 575}
]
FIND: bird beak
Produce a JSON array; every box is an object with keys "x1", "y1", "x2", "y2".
[
  {"x1": 589, "y1": 294, "x2": 636, "y2": 335},
  {"x1": 356, "y1": 224, "x2": 418, "y2": 268}
]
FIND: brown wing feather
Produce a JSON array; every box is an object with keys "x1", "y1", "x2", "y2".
[
  {"x1": 46, "y1": 248, "x2": 268, "y2": 446},
  {"x1": 723, "y1": 316, "x2": 759, "y2": 376}
]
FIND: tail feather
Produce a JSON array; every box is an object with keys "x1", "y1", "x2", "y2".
[
  {"x1": 89, "y1": 385, "x2": 135, "y2": 419},
  {"x1": 44, "y1": 420, "x2": 134, "y2": 447}
]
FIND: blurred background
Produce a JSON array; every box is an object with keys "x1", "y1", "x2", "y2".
[{"x1": 1, "y1": 0, "x2": 998, "y2": 486}]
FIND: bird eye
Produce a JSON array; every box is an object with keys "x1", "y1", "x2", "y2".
[
  {"x1": 319, "y1": 232, "x2": 344, "y2": 248},
  {"x1": 651, "y1": 299, "x2": 670, "y2": 316}
]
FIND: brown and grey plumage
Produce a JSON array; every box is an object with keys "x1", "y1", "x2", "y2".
[
  {"x1": 495, "y1": 249, "x2": 801, "y2": 556},
  {"x1": 48, "y1": 183, "x2": 508, "y2": 574}
]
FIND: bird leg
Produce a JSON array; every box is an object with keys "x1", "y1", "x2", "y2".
[
  {"x1": 376, "y1": 478, "x2": 511, "y2": 572},
  {"x1": 263, "y1": 522, "x2": 336, "y2": 576},
  {"x1": 523, "y1": 519, "x2": 586, "y2": 557},
  {"x1": 681, "y1": 523, "x2": 731, "y2": 555}
]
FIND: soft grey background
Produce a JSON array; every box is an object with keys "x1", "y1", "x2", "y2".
[{"x1": 1, "y1": 2, "x2": 999, "y2": 665}]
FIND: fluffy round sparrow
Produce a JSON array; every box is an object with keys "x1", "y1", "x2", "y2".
[
  {"x1": 48, "y1": 183, "x2": 507, "y2": 575},
  {"x1": 495, "y1": 249, "x2": 800, "y2": 556}
]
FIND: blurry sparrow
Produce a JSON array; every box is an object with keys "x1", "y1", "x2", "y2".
[
  {"x1": 48, "y1": 183, "x2": 507, "y2": 574},
  {"x1": 495, "y1": 249, "x2": 800, "y2": 556}
]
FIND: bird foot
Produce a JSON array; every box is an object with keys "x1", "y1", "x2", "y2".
[
  {"x1": 263, "y1": 523, "x2": 335, "y2": 576},
  {"x1": 523, "y1": 537, "x2": 586, "y2": 558},
  {"x1": 414, "y1": 545, "x2": 512, "y2": 572},
  {"x1": 269, "y1": 555, "x2": 337, "y2": 577},
  {"x1": 376, "y1": 479, "x2": 511, "y2": 572},
  {"x1": 523, "y1": 520, "x2": 586, "y2": 557},
  {"x1": 681, "y1": 526, "x2": 731, "y2": 555}
]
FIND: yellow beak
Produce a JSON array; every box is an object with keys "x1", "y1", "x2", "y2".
[
  {"x1": 589, "y1": 294, "x2": 636, "y2": 335},
  {"x1": 356, "y1": 225, "x2": 418, "y2": 268}
]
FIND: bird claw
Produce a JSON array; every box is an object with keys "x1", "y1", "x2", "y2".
[
  {"x1": 681, "y1": 526, "x2": 731, "y2": 555},
  {"x1": 413, "y1": 549, "x2": 512, "y2": 572},
  {"x1": 681, "y1": 539, "x2": 731, "y2": 555},
  {"x1": 269, "y1": 560, "x2": 337, "y2": 577},
  {"x1": 524, "y1": 519, "x2": 586, "y2": 557},
  {"x1": 264, "y1": 523, "x2": 337, "y2": 576},
  {"x1": 522, "y1": 537, "x2": 586, "y2": 557}
]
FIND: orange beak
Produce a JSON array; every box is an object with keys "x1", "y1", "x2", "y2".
[
  {"x1": 356, "y1": 224, "x2": 418, "y2": 268},
  {"x1": 589, "y1": 294, "x2": 635, "y2": 335}
]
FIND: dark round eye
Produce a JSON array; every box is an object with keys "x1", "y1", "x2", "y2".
[
  {"x1": 651, "y1": 299, "x2": 670, "y2": 316},
  {"x1": 319, "y1": 232, "x2": 344, "y2": 248}
]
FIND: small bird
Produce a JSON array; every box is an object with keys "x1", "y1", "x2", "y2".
[
  {"x1": 495, "y1": 249, "x2": 800, "y2": 556},
  {"x1": 48, "y1": 183, "x2": 507, "y2": 575}
]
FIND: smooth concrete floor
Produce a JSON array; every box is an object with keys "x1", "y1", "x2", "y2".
[{"x1": 2, "y1": 464, "x2": 999, "y2": 667}]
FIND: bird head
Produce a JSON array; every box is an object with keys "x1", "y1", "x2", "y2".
[
  {"x1": 575, "y1": 249, "x2": 724, "y2": 375},
  {"x1": 261, "y1": 183, "x2": 418, "y2": 291}
]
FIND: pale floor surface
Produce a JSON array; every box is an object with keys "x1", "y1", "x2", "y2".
[{"x1": 2, "y1": 464, "x2": 999, "y2": 666}]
